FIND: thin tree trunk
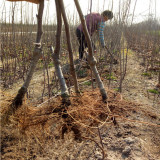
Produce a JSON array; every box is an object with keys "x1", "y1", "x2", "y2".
[
  {"x1": 51, "y1": 0, "x2": 81, "y2": 141},
  {"x1": 158, "y1": 72, "x2": 160, "y2": 85},
  {"x1": 50, "y1": 0, "x2": 69, "y2": 104},
  {"x1": 58, "y1": 0, "x2": 80, "y2": 94},
  {"x1": 3, "y1": 0, "x2": 44, "y2": 124},
  {"x1": 74, "y1": 0, "x2": 107, "y2": 101}
]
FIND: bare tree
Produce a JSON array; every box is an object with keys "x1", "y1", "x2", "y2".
[
  {"x1": 58, "y1": 0, "x2": 80, "y2": 94},
  {"x1": 73, "y1": 0, "x2": 107, "y2": 101},
  {"x1": 50, "y1": 0, "x2": 70, "y2": 104},
  {"x1": 2, "y1": 0, "x2": 44, "y2": 123}
]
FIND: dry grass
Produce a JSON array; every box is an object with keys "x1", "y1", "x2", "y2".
[{"x1": 1, "y1": 88, "x2": 160, "y2": 159}]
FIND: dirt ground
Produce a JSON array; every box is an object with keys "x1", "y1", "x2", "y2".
[
  {"x1": 1, "y1": 51, "x2": 160, "y2": 160},
  {"x1": 121, "y1": 52, "x2": 160, "y2": 111}
]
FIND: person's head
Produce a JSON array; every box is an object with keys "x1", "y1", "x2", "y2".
[{"x1": 101, "y1": 10, "x2": 113, "y2": 21}]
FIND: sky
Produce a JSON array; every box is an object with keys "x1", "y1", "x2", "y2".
[{"x1": 0, "y1": 0, "x2": 160, "y2": 24}]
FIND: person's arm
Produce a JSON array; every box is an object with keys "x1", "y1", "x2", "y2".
[{"x1": 98, "y1": 22, "x2": 105, "y2": 48}]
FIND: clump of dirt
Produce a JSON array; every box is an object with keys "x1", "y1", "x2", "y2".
[{"x1": 1, "y1": 89, "x2": 160, "y2": 160}]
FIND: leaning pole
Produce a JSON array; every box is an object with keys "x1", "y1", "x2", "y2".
[
  {"x1": 3, "y1": 0, "x2": 44, "y2": 124},
  {"x1": 74, "y1": 0, "x2": 107, "y2": 101}
]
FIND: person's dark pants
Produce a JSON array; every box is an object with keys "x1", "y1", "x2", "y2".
[{"x1": 76, "y1": 28, "x2": 96, "y2": 60}]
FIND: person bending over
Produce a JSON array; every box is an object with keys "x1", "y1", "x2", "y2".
[{"x1": 76, "y1": 10, "x2": 113, "y2": 60}]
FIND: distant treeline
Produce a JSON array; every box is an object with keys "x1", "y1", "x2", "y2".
[
  {"x1": 131, "y1": 18, "x2": 160, "y2": 31},
  {"x1": 1, "y1": 18, "x2": 160, "y2": 33},
  {"x1": 1, "y1": 23, "x2": 56, "y2": 32},
  {"x1": 1, "y1": 23, "x2": 77, "y2": 33}
]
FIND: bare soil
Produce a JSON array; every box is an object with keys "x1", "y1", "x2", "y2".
[
  {"x1": 121, "y1": 52, "x2": 160, "y2": 111},
  {"x1": 1, "y1": 51, "x2": 160, "y2": 160}
]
